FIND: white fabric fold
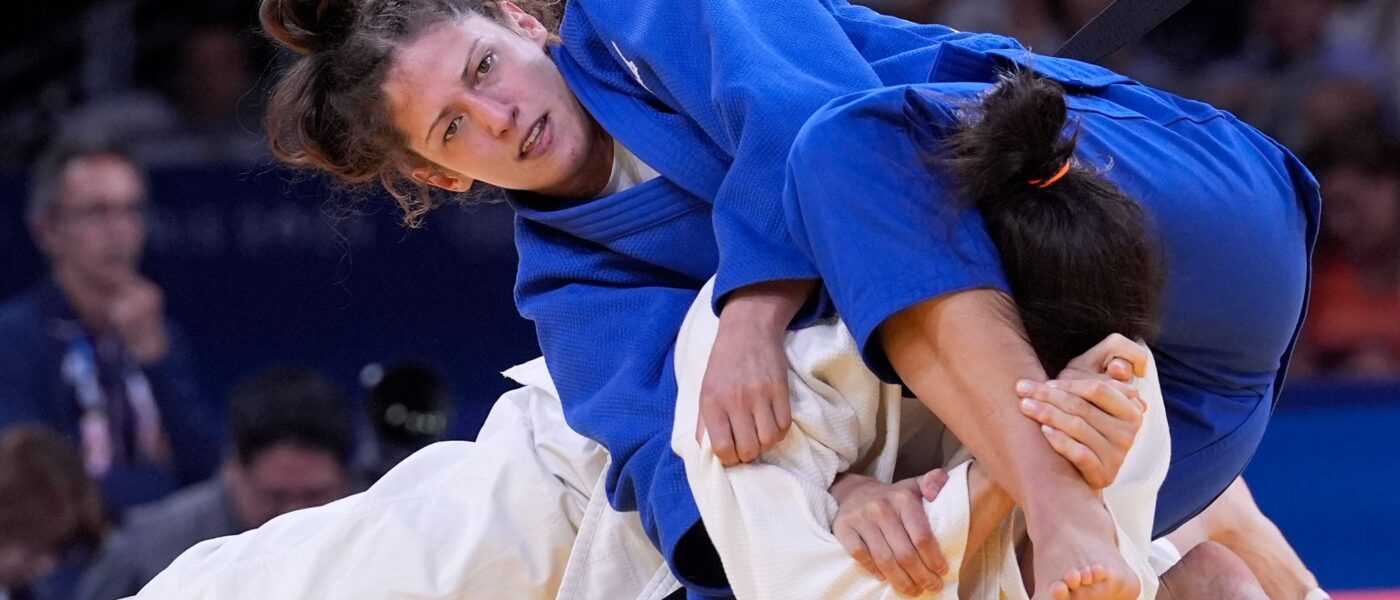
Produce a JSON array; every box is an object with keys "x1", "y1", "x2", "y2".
[
  {"x1": 135, "y1": 358, "x2": 676, "y2": 600},
  {"x1": 671, "y1": 280, "x2": 1170, "y2": 600}
]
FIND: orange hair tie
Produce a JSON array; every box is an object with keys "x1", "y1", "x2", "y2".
[{"x1": 1028, "y1": 161, "x2": 1072, "y2": 189}]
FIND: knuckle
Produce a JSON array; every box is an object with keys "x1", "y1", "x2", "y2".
[
  {"x1": 1068, "y1": 414, "x2": 1092, "y2": 435},
  {"x1": 1086, "y1": 380, "x2": 1108, "y2": 398},
  {"x1": 1126, "y1": 410, "x2": 1143, "y2": 430},
  {"x1": 908, "y1": 529, "x2": 932, "y2": 546},
  {"x1": 1070, "y1": 445, "x2": 1093, "y2": 465}
]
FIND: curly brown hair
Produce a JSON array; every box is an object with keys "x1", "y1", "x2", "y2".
[{"x1": 260, "y1": 0, "x2": 563, "y2": 226}]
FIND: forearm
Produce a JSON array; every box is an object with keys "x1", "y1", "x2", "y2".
[{"x1": 879, "y1": 289, "x2": 1099, "y2": 524}]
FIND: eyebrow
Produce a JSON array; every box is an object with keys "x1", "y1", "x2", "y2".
[{"x1": 425, "y1": 36, "x2": 483, "y2": 146}]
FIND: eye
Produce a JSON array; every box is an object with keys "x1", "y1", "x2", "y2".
[
  {"x1": 477, "y1": 52, "x2": 495, "y2": 77},
  {"x1": 444, "y1": 116, "x2": 461, "y2": 142}
]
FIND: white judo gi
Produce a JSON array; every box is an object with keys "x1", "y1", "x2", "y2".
[
  {"x1": 136, "y1": 281, "x2": 1171, "y2": 600},
  {"x1": 670, "y1": 281, "x2": 1173, "y2": 600},
  {"x1": 135, "y1": 359, "x2": 679, "y2": 600}
]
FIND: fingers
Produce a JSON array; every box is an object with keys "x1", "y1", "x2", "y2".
[
  {"x1": 898, "y1": 494, "x2": 949, "y2": 582},
  {"x1": 1041, "y1": 425, "x2": 1110, "y2": 489},
  {"x1": 856, "y1": 519, "x2": 920, "y2": 595},
  {"x1": 1070, "y1": 333, "x2": 1149, "y2": 378},
  {"x1": 753, "y1": 392, "x2": 794, "y2": 454},
  {"x1": 875, "y1": 508, "x2": 942, "y2": 595},
  {"x1": 728, "y1": 411, "x2": 761, "y2": 464},
  {"x1": 1049, "y1": 378, "x2": 1144, "y2": 431},
  {"x1": 772, "y1": 380, "x2": 793, "y2": 434},
  {"x1": 699, "y1": 399, "x2": 738, "y2": 465},
  {"x1": 834, "y1": 523, "x2": 879, "y2": 576},
  {"x1": 1018, "y1": 384, "x2": 1118, "y2": 453}
]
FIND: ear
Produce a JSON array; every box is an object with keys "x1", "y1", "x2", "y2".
[
  {"x1": 410, "y1": 166, "x2": 474, "y2": 193},
  {"x1": 498, "y1": 1, "x2": 548, "y2": 47}
]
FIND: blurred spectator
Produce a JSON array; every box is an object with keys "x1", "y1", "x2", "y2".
[
  {"x1": 0, "y1": 140, "x2": 219, "y2": 512},
  {"x1": 76, "y1": 366, "x2": 356, "y2": 600},
  {"x1": 1293, "y1": 131, "x2": 1400, "y2": 377},
  {"x1": 1329, "y1": 0, "x2": 1400, "y2": 129},
  {"x1": 1198, "y1": 0, "x2": 1392, "y2": 147},
  {"x1": 0, "y1": 426, "x2": 105, "y2": 600},
  {"x1": 54, "y1": 24, "x2": 267, "y2": 169},
  {"x1": 936, "y1": 0, "x2": 1183, "y2": 89},
  {"x1": 358, "y1": 363, "x2": 453, "y2": 483}
]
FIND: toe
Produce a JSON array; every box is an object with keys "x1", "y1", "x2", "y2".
[
  {"x1": 1091, "y1": 564, "x2": 1110, "y2": 583},
  {"x1": 1063, "y1": 568, "x2": 1083, "y2": 589}
]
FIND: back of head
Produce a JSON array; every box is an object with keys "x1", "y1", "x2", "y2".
[
  {"x1": 940, "y1": 68, "x2": 1165, "y2": 374},
  {"x1": 228, "y1": 365, "x2": 353, "y2": 466},
  {"x1": 0, "y1": 426, "x2": 104, "y2": 556},
  {"x1": 259, "y1": 0, "x2": 562, "y2": 225}
]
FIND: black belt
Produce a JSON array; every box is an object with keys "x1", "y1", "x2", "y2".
[{"x1": 1055, "y1": 0, "x2": 1195, "y2": 63}]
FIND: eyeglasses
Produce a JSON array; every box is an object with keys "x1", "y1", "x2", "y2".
[{"x1": 54, "y1": 200, "x2": 149, "y2": 227}]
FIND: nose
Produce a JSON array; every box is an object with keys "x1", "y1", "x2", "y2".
[{"x1": 460, "y1": 93, "x2": 516, "y2": 139}]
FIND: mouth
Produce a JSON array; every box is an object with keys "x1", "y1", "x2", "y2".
[{"x1": 520, "y1": 114, "x2": 548, "y2": 158}]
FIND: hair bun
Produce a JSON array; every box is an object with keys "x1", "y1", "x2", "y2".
[
  {"x1": 260, "y1": 0, "x2": 361, "y2": 55},
  {"x1": 944, "y1": 67, "x2": 1079, "y2": 204}
]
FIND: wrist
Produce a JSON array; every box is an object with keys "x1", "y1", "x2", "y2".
[
  {"x1": 720, "y1": 280, "x2": 816, "y2": 330},
  {"x1": 830, "y1": 472, "x2": 876, "y2": 503}
]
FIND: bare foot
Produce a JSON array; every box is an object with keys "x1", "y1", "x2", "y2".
[
  {"x1": 1027, "y1": 502, "x2": 1139, "y2": 600},
  {"x1": 1158, "y1": 541, "x2": 1268, "y2": 600}
]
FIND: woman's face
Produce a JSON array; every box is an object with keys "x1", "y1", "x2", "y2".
[{"x1": 384, "y1": 4, "x2": 609, "y2": 197}]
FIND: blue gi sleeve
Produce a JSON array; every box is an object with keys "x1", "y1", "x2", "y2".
[
  {"x1": 784, "y1": 86, "x2": 1011, "y2": 382},
  {"x1": 571, "y1": 0, "x2": 893, "y2": 310}
]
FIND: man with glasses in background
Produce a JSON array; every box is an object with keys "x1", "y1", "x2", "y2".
[{"x1": 0, "y1": 140, "x2": 218, "y2": 511}]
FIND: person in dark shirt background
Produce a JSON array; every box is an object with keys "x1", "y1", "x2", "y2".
[{"x1": 0, "y1": 139, "x2": 219, "y2": 513}]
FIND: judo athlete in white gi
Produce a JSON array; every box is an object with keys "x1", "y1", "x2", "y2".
[
  {"x1": 136, "y1": 358, "x2": 681, "y2": 600},
  {"x1": 132, "y1": 296, "x2": 1173, "y2": 600}
]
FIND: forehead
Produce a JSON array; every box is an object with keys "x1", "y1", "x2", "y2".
[
  {"x1": 383, "y1": 16, "x2": 492, "y2": 130},
  {"x1": 57, "y1": 155, "x2": 144, "y2": 205}
]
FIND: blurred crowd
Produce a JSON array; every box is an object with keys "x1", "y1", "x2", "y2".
[{"x1": 1, "y1": 0, "x2": 1399, "y2": 597}]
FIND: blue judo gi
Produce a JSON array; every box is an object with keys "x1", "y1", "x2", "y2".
[{"x1": 508, "y1": 1, "x2": 1315, "y2": 596}]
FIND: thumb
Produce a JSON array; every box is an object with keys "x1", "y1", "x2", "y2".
[{"x1": 920, "y1": 469, "x2": 949, "y2": 501}]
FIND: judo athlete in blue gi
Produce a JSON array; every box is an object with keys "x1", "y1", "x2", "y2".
[
  {"x1": 249, "y1": 1, "x2": 1103, "y2": 597},
  {"x1": 145, "y1": 0, "x2": 1311, "y2": 597},
  {"x1": 781, "y1": 49, "x2": 1319, "y2": 600}
]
